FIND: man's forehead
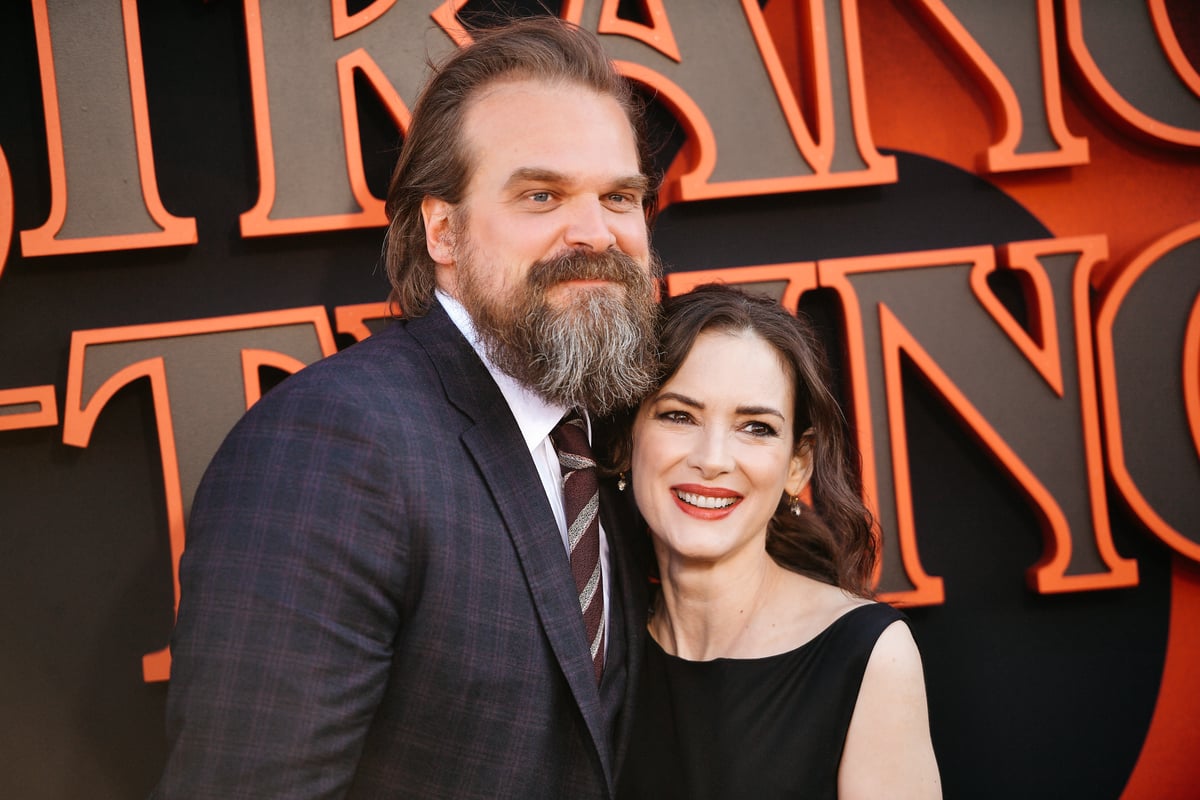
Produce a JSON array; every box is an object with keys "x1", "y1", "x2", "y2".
[{"x1": 459, "y1": 80, "x2": 642, "y2": 186}]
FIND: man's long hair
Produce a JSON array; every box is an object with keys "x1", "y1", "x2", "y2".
[{"x1": 383, "y1": 17, "x2": 656, "y2": 317}]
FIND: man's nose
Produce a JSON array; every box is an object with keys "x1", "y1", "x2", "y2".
[{"x1": 564, "y1": 198, "x2": 618, "y2": 252}]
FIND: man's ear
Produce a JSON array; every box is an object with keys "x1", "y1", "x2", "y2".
[
  {"x1": 421, "y1": 197, "x2": 455, "y2": 266},
  {"x1": 786, "y1": 428, "x2": 815, "y2": 497}
]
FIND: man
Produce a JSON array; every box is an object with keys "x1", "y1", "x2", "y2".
[{"x1": 151, "y1": 17, "x2": 661, "y2": 799}]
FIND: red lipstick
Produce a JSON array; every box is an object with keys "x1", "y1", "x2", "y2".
[{"x1": 671, "y1": 484, "x2": 741, "y2": 520}]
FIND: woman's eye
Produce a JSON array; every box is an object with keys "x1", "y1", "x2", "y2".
[
  {"x1": 743, "y1": 421, "x2": 778, "y2": 437},
  {"x1": 658, "y1": 410, "x2": 692, "y2": 424}
]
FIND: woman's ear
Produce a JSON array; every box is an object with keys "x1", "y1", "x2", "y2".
[
  {"x1": 421, "y1": 196, "x2": 455, "y2": 266},
  {"x1": 786, "y1": 428, "x2": 815, "y2": 497}
]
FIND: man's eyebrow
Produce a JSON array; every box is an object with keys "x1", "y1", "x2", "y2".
[
  {"x1": 504, "y1": 167, "x2": 569, "y2": 188},
  {"x1": 614, "y1": 174, "x2": 653, "y2": 194},
  {"x1": 503, "y1": 168, "x2": 651, "y2": 193}
]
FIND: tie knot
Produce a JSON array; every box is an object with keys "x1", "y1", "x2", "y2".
[{"x1": 551, "y1": 409, "x2": 593, "y2": 467}]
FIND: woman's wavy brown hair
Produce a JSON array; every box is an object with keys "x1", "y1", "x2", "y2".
[{"x1": 605, "y1": 283, "x2": 877, "y2": 596}]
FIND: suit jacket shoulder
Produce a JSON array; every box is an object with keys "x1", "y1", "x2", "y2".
[{"x1": 157, "y1": 304, "x2": 627, "y2": 799}]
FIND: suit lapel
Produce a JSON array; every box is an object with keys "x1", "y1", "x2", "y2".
[
  {"x1": 600, "y1": 480, "x2": 650, "y2": 785},
  {"x1": 406, "y1": 305, "x2": 615, "y2": 785}
]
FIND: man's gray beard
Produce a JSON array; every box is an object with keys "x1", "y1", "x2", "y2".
[{"x1": 456, "y1": 246, "x2": 662, "y2": 416}]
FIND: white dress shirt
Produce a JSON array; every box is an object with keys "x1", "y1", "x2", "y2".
[{"x1": 437, "y1": 290, "x2": 612, "y2": 648}]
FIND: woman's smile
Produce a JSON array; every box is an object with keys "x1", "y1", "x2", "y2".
[{"x1": 671, "y1": 485, "x2": 742, "y2": 518}]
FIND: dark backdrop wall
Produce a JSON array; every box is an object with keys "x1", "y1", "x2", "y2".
[{"x1": 1, "y1": 1, "x2": 1198, "y2": 798}]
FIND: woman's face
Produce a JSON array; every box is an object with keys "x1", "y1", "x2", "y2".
[{"x1": 631, "y1": 328, "x2": 810, "y2": 568}]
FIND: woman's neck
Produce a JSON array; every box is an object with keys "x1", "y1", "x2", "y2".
[{"x1": 650, "y1": 552, "x2": 794, "y2": 661}]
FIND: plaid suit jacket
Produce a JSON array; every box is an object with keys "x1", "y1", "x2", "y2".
[{"x1": 151, "y1": 302, "x2": 648, "y2": 799}]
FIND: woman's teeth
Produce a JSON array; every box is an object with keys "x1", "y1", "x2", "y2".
[{"x1": 675, "y1": 490, "x2": 737, "y2": 509}]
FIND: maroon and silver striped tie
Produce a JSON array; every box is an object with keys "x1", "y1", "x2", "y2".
[{"x1": 550, "y1": 409, "x2": 605, "y2": 683}]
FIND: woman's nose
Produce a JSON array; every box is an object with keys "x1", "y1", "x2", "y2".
[{"x1": 686, "y1": 430, "x2": 734, "y2": 478}]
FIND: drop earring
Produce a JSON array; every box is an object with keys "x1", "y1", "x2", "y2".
[
  {"x1": 617, "y1": 472, "x2": 627, "y2": 492},
  {"x1": 788, "y1": 493, "x2": 802, "y2": 516}
]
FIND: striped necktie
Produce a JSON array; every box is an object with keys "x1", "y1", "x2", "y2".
[{"x1": 550, "y1": 409, "x2": 605, "y2": 683}]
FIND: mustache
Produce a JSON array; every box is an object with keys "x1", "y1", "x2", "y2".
[{"x1": 525, "y1": 249, "x2": 648, "y2": 292}]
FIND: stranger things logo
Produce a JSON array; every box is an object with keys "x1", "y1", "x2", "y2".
[{"x1": 0, "y1": 2, "x2": 1198, "y2": 797}]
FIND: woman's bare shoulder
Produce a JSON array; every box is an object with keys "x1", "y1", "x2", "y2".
[{"x1": 838, "y1": 614, "x2": 941, "y2": 799}]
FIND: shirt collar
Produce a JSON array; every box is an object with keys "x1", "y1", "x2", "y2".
[{"x1": 437, "y1": 289, "x2": 569, "y2": 451}]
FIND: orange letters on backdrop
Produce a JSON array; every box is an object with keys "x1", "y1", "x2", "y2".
[
  {"x1": 20, "y1": 0, "x2": 196, "y2": 255},
  {"x1": 2, "y1": 2, "x2": 1197, "y2": 719},
  {"x1": 62, "y1": 309, "x2": 338, "y2": 680}
]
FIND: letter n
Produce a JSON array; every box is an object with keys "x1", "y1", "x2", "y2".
[
  {"x1": 820, "y1": 237, "x2": 1138, "y2": 604},
  {"x1": 908, "y1": 0, "x2": 1088, "y2": 171},
  {"x1": 560, "y1": 0, "x2": 897, "y2": 204}
]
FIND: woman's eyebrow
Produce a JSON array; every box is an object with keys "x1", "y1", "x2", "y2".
[
  {"x1": 654, "y1": 391, "x2": 702, "y2": 409},
  {"x1": 737, "y1": 405, "x2": 786, "y2": 419},
  {"x1": 655, "y1": 394, "x2": 784, "y2": 419}
]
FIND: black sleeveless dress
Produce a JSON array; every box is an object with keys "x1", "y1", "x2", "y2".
[{"x1": 616, "y1": 602, "x2": 906, "y2": 799}]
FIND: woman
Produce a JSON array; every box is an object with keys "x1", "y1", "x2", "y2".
[{"x1": 613, "y1": 284, "x2": 940, "y2": 799}]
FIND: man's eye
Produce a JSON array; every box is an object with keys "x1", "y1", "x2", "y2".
[{"x1": 529, "y1": 191, "x2": 552, "y2": 202}]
